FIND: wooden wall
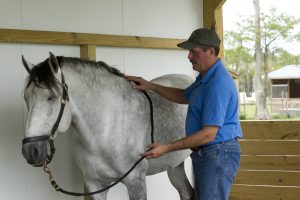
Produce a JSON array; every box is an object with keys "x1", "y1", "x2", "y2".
[{"x1": 230, "y1": 121, "x2": 300, "y2": 200}]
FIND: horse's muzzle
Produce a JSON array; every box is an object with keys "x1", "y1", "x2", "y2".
[{"x1": 22, "y1": 140, "x2": 48, "y2": 167}]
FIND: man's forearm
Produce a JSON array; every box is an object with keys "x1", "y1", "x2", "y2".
[{"x1": 166, "y1": 127, "x2": 218, "y2": 152}]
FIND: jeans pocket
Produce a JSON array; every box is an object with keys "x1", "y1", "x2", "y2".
[
  {"x1": 197, "y1": 145, "x2": 218, "y2": 158},
  {"x1": 224, "y1": 150, "x2": 240, "y2": 184}
]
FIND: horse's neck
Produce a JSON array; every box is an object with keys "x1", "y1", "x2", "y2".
[{"x1": 62, "y1": 65, "x2": 135, "y2": 145}]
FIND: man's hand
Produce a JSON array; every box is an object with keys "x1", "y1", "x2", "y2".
[
  {"x1": 125, "y1": 76, "x2": 154, "y2": 91},
  {"x1": 141, "y1": 143, "x2": 171, "y2": 159}
]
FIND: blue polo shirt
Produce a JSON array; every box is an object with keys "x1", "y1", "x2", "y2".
[{"x1": 184, "y1": 59, "x2": 242, "y2": 145}]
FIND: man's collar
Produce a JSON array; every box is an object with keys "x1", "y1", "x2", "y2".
[{"x1": 197, "y1": 58, "x2": 221, "y2": 84}]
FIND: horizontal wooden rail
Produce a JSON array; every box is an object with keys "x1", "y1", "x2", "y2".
[
  {"x1": 240, "y1": 155, "x2": 300, "y2": 171},
  {"x1": 241, "y1": 120, "x2": 300, "y2": 140},
  {"x1": 0, "y1": 28, "x2": 184, "y2": 49},
  {"x1": 235, "y1": 170, "x2": 300, "y2": 186},
  {"x1": 240, "y1": 140, "x2": 300, "y2": 155},
  {"x1": 230, "y1": 185, "x2": 300, "y2": 200}
]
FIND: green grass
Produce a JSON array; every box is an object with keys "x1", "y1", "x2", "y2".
[
  {"x1": 239, "y1": 104, "x2": 256, "y2": 118},
  {"x1": 239, "y1": 104, "x2": 300, "y2": 120}
]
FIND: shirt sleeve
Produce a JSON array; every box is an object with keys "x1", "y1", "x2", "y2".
[
  {"x1": 184, "y1": 83, "x2": 195, "y2": 101},
  {"x1": 202, "y1": 85, "x2": 231, "y2": 127}
]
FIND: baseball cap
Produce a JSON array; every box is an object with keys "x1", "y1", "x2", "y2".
[{"x1": 177, "y1": 28, "x2": 221, "y2": 49}]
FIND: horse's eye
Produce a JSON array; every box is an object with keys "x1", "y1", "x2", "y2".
[{"x1": 47, "y1": 96, "x2": 55, "y2": 101}]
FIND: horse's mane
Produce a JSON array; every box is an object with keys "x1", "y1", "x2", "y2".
[{"x1": 26, "y1": 56, "x2": 125, "y2": 91}]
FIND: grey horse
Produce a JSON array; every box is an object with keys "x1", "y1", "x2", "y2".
[{"x1": 21, "y1": 52, "x2": 194, "y2": 200}]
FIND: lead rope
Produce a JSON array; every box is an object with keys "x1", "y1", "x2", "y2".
[{"x1": 43, "y1": 90, "x2": 154, "y2": 196}]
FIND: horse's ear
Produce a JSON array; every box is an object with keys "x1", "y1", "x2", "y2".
[
  {"x1": 48, "y1": 52, "x2": 59, "y2": 73},
  {"x1": 22, "y1": 55, "x2": 34, "y2": 74}
]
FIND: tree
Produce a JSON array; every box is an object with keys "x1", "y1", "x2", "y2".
[
  {"x1": 224, "y1": 28, "x2": 254, "y2": 96},
  {"x1": 253, "y1": 0, "x2": 270, "y2": 119},
  {"x1": 272, "y1": 48, "x2": 300, "y2": 68},
  {"x1": 260, "y1": 7, "x2": 300, "y2": 98},
  {"x1": 224, "y1": 2, "x2": 300, "y2": 119}
]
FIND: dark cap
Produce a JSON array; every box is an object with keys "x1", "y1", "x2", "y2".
[{"x1": 177, "y1": 28, "x2": 221, "y2": 49}]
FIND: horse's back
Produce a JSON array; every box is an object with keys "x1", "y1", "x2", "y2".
[
  {"x1": 146, "y1": 74, "x2": 194, "y2": 175},
  {"x1": 151, "y1": 74, "x2": 194, "y2": 88}
]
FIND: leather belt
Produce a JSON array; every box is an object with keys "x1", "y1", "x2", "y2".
[{"x1": 190, "y1": 138, "x2": 238, "y2": 152}]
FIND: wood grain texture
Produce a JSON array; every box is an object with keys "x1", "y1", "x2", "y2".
[
  {"x1": 0, "y1": 28, "x2": 184, "y2": 49},
  {"x1": 240, "y1": 155, "x2": 300, "y2": 170},
  {"x1": 230, "y1": 185, "x2": 300, "y2": 200},
  {"x1": 234, "y1": 170, "x2": 300, "y2": 186}
]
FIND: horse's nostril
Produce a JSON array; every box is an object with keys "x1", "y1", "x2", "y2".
[{"x1": 32, "y1": 147, "x2": 39, "y2": 159}]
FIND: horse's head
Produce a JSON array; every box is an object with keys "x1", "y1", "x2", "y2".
[{"x1": 21, "y1": 52, "x2": 72, "y2": 167}]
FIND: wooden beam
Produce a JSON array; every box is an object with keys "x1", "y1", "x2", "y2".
[
  {"x1": 84, "y1": 188, "x2": 91, "y2": 200},
  {"x1": 203, "y1": 0, "x2": 226, "y2": 32},
  {"x1": 230, "y1": 185, "x2": 300, "y2": 200},
  {"x1": 0, "y1": 28, "x2": 184, "y2": 50},
  {"x1": 234, "y1": 170, "x2": 300, "y2": 186},
  {"x1": 80, "y1": 45, "x2": 96, "y2": 61},
  {"x1": 241, "y1": 120, "x2": 300, "y2": 126},
  {"x1": 240, "y1": 140, "x2": 300, "y2": 155},
  {"x1": 203, "y1": 0, "x2": 216, "y2": 29},
  {"x1": 203, "y1": 0, "x2": 226, "y2": 60},
  {"x1": 215, "y1": 7, "x2": 224, "y2": 59},
  {"x1": 241, "y1": 120, "x2": 300, "y2": 140},
  {"x1": 215, "y1": 0, "x2": 226, "y2": 9},
  {"x1": 240, "y1": 155, "x2": 300, "y2": 171}
]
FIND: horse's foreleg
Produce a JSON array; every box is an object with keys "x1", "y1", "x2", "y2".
[
  {"x1": 167, "y1": 162, "x2": 195, "y2": 200},
  {"x1": 123, "y1": 160, "x2": 148, "y2": 200},
  {"x1": 84, "y1": 179, "x2": 109, "y2": 200},
  {"x1": 124, "y1": 176, "x2": 147, "y2": 200}
]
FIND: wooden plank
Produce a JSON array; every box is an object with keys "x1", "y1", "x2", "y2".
[
  {"x1": 230, "y1": 185, "x2": 300, "y2": 200},
  {"x1": 80, "y1": 45, "x2": 96, "y2": 61},
  {"x1": 240, "y1": 155, "x2": 300, "y2": 171},
  {"x1": 214, "y1": 7, "x2": 224, "y2": 60},
  {"x1": 84, "y1": 187, "x2": 91, "y2": 200},
  {"x1": 234, "y1": 170, "x2": 300, "y2": 186},
  {"x1": 240, "y1": 140, "x2": 300, "y2": 155},
  {"x1": 241, "y1": 121, "x2": 300, "y2": 140},
  {"x1": 203, "y1": 0, "x2": 224, "y2": 28},
  {"x1": 0, "y1": 28, "x2": 184, "y2": 49},
  {"x1": 203, "y1": 0, "x2": 215, "y2": 29},
  {"x1": 215, "y1": 0, "x2": 226, "y2": 9},
  {"x1": 74, "y1": 32, "x2": 183, "y2": 49},
  {"x1": 0, "y1": 28, "x2": 74, "y2": 44},
  {"x1": 203, "y1": 0, "x2": 225, "y2": 60}
]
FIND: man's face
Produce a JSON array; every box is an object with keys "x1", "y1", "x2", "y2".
[{"x1": 188, "y1": 47, "x2": 214, "y2": 73}]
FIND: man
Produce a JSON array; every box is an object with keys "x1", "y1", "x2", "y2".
[{"x1": 126, "y1": 28, "x2": 242, "y2": 200}]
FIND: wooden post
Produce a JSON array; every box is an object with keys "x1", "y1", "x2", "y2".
[
  {"x1": 203, "y1": 0, "x2": 226, "y2": 60},
  {"x1": 84, "y1": 189, "x2": 91, "y2": 200},
  {"x1": 80, "y1": 45, "x2": 96, "y2": 61},
  {"x1": 80, "y1": 44, "x2": 96, "y2": 200}
]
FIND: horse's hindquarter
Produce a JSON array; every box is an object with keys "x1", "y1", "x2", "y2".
[{"x1": 146, "y1": 74, "x2": 193, "y2": 175}]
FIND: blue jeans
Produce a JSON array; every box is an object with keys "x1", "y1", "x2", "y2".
[{"x1": 191, "y1": 139, "x2": 240, "y2": 200}]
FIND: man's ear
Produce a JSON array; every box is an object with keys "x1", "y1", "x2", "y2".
[{"x1": 209, "y1": 47, "x2": 215, "y2": 55}]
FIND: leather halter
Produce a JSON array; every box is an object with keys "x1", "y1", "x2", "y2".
[{"x1": 22, "y1": 70, "x2": 69, "y2": 165}]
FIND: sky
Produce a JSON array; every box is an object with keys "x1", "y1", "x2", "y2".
[{"x1": 223, "y1": 0, "x2": 300, "y2": 54}]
